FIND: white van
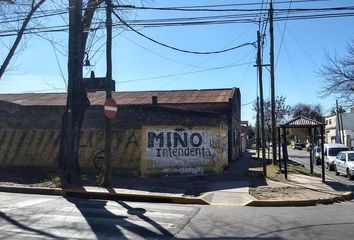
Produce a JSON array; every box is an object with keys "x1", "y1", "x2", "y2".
[{"x1": 324, "y1": 143, "x2": 349, "y2": 170}]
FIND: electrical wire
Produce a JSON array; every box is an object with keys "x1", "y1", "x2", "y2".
[
  {"x1": 275, "y1": 0, "x2": 293, "y2": 69},
  {"x1": 242, "y1": 99, "x2": 257, "y2": 106},
  {"x1": 117, "y1": 61, "x2": 254, "y2": 84},
  {"x1": 112, "y1": 9, "x2": 256, "y2": 55},
  {"x1": 113, "y1": 0, "x2": 331, "y2": 12}
]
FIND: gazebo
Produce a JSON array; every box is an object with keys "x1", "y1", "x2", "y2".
[{"x1": 278, "y1": 116, "x2": 326, "y2": 182}]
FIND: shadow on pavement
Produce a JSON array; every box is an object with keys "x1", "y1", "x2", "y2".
[
  {"x1": 0, "y1": 211, "x2": 60, "y2": 239},
  {"x1": 325, "y1": 179, "x2": 352, "y2": 192},
  {"x1": 0, "y1": 149, "x2": 270, "y2": 197},
  {"x1": 66, "y1": 197, "x2": 170, "y2": 239}
]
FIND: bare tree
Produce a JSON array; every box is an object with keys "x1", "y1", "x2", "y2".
[
  {"x1": 0, "y1": 0, "x2": 46, "y2": 79},
  {"x1": 58, "y1": 0, "x2": 105, "y2": 185},
  {"x1": 253, "y1": 96, "x2": 291, "y2": 134},
  {"x1": 319, "y1": 40, "x2": 354, "y2": 105},
  {"x1": 291, "y1": 103, "x2": 323, "y2": 121},
  {"x1": 0, "y1": 0, "x2": 146, "y2": 185}
]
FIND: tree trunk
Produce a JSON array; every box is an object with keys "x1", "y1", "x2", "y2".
[
  {"x1": 58, "y1": 91, "x2": 89, "y2": 185},
  {"x1": 58, "y1": 0, "x2": 104, "y2": 186}
]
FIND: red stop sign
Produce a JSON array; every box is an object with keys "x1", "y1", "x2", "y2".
[{"x1": 104, "y1": 98, "x2": 117, "y2": 119}]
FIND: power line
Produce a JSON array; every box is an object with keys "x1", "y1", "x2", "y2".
[
  {"x1": 1, "y1": 5, "x2": 354, "y2": 37},
  {"x1": 114, "y1": 0, "x2": 331, "y2": 12},
  {"x1": 121, "y1": 34, "x2": 211, "y2": 69},
  {"x1": 242, "y1": 99, "x2": 257, "y2": 106},
  {"x1": 117, "y1": 61, "x2": 253, "y2": 84},
  {"x1": 275, "y1": 0, "x2": 293, "y2": 69},
  {"x1": 112, "y1": 9, "x2": 256, "y2": 55}
]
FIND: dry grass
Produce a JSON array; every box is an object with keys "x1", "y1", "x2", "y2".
[{"x1": 265, "y1": 163, "x2": 320, "y2": 182}]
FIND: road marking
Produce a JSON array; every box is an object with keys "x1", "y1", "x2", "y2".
[{"x1": 1, "y1": 197, "x2": 58, "y2": 213}]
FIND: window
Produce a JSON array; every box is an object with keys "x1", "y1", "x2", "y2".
[
  {"x1": 329, "y1": 119, "x2": 332, "y2": 125},
  {"x1": 328, "y1": 148, "x2": 349, "y2": 156},
  {"x1": 325, "y1": 120, "x2": 328, "y2": 125}
]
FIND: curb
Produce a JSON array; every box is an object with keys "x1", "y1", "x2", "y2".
[
  {"x1": 0, "y1": 185, "x2": 352, "y2": 207},
  {"x1": 246, "y1": 191, "x2": 353, "y2": 207},
  {"x1": 63, "y1": 188, "x2": 209, "y2": 205},
  {"x1": 0, "y1": 185, "x2": 208, "y2": 205},
  {"x1": 245, "y1": 199, "x2": 316, "y2": 207},
  {"x1": 0, "y1": 185, "x2": 63, "y2": 196}
]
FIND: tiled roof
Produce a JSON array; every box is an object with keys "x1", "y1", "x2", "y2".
[
  {"x1": 0, "y1": 88, "x2": 234, "y2": 106},
  {"x1": 280, "y1": 116, "x2": 324, "y2": 127}
]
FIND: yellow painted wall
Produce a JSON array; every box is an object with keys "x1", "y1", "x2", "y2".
[
  {"x1": 0, "y1": 126, "x2": 228, "y2": 177},
  {"x1": 0, "y1": 129, "x2": 60, "y2": 167}
]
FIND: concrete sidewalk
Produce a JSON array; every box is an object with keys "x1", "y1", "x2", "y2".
[{"x1": 0, "y1": 150, "x2": 352, "y2": 206}]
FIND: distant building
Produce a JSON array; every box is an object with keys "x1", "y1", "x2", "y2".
[
  {"x1": 0, "y1": 88, "x2": 241, "y2": 176},
  {"x1": 325, "y1": 108, "x2": 354, "y2": 149},
  {"x1": 240, "y1": 121, "x2": 248, "y2": 153}
]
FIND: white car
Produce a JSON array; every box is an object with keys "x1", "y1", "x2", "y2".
[
  {"x1": 324, "y1": 143, "x2": 349, "y2": 171},
  {"x1": 334, "y1": 151, "x2": 354, "y2": 180}
]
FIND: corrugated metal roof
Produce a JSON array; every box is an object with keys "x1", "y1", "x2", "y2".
[{"x1": 0, "y1": 88, "x2": 234, "y2": 106}]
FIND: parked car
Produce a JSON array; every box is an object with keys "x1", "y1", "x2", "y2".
[
  {"x1": 292, "y1": 142, "x2": 305, "y2": 150},
  {"x1": 334, "y1": 151, "x2": 354, "y2": 180},
  {"x1": 324, "y1": 143, "x2": 349, "y2": 171}
]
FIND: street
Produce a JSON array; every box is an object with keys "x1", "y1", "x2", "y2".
[
  {"x1": 1, "y1": 192, "x2": 354, "y2": 239},
  {"x1": 287, "y1": 148, "x2": 354, "y2": 190},
  {"x1": 0, "y1": 192, "x2": 199, "y2": 239}
]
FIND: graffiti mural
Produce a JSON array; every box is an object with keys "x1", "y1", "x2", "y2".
[{"x1": 143, "y1": 128, "x2": 228, "y2": 175}]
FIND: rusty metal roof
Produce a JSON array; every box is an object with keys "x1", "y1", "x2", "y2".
[
  {"x1": 280, "y1": 116, "x2": 324, "y2": 128},
  {"x1": 0, "y1": 88, "x2": 234, "y2": 106}
]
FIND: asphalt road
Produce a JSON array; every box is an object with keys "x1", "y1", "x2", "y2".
[
  {"x1": 287, "y1": 148, "x2": 354, "y2": 190},
  {"x1": 1, "y1": 192, "x2": 354, "y2": 239},
  {"x1": 0, "y1": 192, "x2": 199, "y2": 239}
]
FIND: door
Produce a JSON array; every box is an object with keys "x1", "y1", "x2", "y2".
[
  {"x1": 335, "y1": 153, "x2": 343, "y2": 173},
  {"x1": 339, "y1": 153, "x2": 347, "y2": 174}
]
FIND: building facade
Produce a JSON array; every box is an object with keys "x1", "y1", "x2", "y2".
[
  {"x1": 0, "y1": 88, "x2": 241, "y2": 176},
  {"x1": 325, "y1": 110, "x2": 354, "y2": 149}
]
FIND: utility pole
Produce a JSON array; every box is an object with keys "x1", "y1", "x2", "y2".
[
  {"x1": 257, "y1": 30, "x2": 267, "y2": 176},
  {"x1": 270, "y1": 1, "x2": 277, "y2": 165},
  {"x1": 256, "y1": 97, "x2": 260, "y2": 160},
  {"x1": 66, "y1": 0, "x2": 83, "y2": 179},
  {"x1": 102, "y1": 0, "x2": 113, "y2": 186},
  {"x1": 340, "y1": 108, "x2": 344, "y2": 144},
  {"x1": 336, "y1": 100, "x2": 342, "y2": 144}
]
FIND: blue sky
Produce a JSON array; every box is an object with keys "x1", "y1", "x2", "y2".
[{"x1": 1, "y1": 0, "x2": 354, "y2": 124}]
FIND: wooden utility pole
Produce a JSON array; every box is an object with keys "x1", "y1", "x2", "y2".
[
  {"x1": 257, "y1": 30, "x2": 267, "y2": 176},
  {"x1": 270, "y1": 1, "x2": 277, "y2": 165},
  {"x1": 65, "y1": 0, "x2": 83, "y2": 181},
  {"x1": 256, "y1": 97, "x2": 260, "y2": 160},
  {"x1": 336, "y1": 100, "x2": 342, "y2": 144},
  {"x1": 102, "y1": 0, "x2": 113, "y2": 186}
]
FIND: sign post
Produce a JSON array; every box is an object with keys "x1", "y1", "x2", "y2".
[{"x1": 104, "y1": 98, "x2": 117, "y2": 120}]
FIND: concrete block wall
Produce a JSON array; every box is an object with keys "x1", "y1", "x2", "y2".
[{"x1": 0, "y1": 103, "x2": 228, "y2": 176}]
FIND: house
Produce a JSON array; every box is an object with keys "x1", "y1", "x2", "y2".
[
  {"x1": 325, "y1": 107, "x2": 354, "y2": 149},
  {"x1": 0, "y1": 88, "x2": 241, "y2": 176}
]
